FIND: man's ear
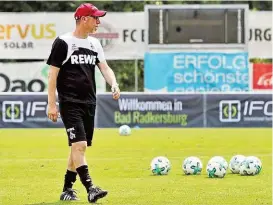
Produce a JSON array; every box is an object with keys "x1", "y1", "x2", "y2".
[{"x1": 81, "y1": 16, "x2": 87, "y2": 22}]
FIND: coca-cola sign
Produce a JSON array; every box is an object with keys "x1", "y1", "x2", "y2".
[{"x1": 253, "y1": 63, "x2": 272, "y2": 90}]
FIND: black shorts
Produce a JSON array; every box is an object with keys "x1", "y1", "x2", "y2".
[{"x1": 59, "y1": 101, "x2": 96, "y2": 147}]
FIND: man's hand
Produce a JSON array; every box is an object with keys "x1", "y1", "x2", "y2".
[
  {"x1": 47, "y1": 104, "x2": 59, "y2": 122},
  {"x1": 111, "y1": 84, "x2": 120, "y2": 100}
]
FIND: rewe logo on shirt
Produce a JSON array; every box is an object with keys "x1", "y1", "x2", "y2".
[{"x1": 71, "y1": 54, "x2": 96, "y2": 65}]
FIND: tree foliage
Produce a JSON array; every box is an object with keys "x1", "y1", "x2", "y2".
[
  {"x1": 0, "y1": 1, "x2": 271, "y2": 12},
  {"x1": 0, "y1": 1, "x2": 271, "y2": 92}
]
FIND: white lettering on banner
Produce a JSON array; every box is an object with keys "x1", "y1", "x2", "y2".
[
  {"x1": 258, "y1": 73, "x2": 272, "y2": 86},
  {"x1": 173, "y1": 55, "x2": 246, "y2": 70},
  {"x1": 173, "y1": 70, "x2": 248, "y2": 84},
  {"x1": 26, "y1": 101, "x2": 47, "y2": 116},
  {"x1": 0, "y1": 12, "x2": 271, "y2": 59},
  {"x1": 243, "y1": 101, "x2": 273, "y2": 116},
  {"x1": 118, "y1": 98, "x2": 175, "y2": 111}
]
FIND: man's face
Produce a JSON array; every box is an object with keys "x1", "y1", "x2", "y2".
[{"x1": 82, "y1": 16, "x2": 100, "y2": 33}]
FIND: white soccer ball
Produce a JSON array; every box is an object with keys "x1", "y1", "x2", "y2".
[
  {"x1": 150, "y1": 156, "x2": 171, "y2": 175},
  {"x1": 208, "y1": 156, "x2": 228, "y2": 170},
  {"x1": 207, "y1": 162, "x2": 226, "y2": 178},
  {"x1": 239, "y1": 156, "x2": 262, "y2": 176},
  {"x1": 248, "y1": 156, "x2": 262, "y2": 167},
  {"x1": 229, "y1": 155, "x2": 246, "y2": 174},
  {"x1": 182, "y1": 156, "x2": 203, "y2": 175},
  {"x1": 119, "y1": 125, "x2": 131, "y2": 136}
]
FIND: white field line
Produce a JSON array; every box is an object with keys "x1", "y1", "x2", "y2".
[{"x1": 0, "y1": 153, "x2": 271, "y2": 162}]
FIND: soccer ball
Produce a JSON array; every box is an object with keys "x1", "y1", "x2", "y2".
[
  {"x1": 182, "y1": 156, "x2": 203, "y2": 175},
  {"x1": 239, "y1": 156, "x2": 262, "y2": 176},
  {"x1": 248, "y1": 156, "x2": 262, "y2": 167},
  {"x1": 207, "y1": 162, "x2": 226, "y2": 178},
  {"x1": 208, "y1": 156, "x2": 228, "y2": 170},
  {"x1": 229, "y1": 155, "x2": 246, "y2": 174},
  {"x1": 150, "y1": 156, "x2": 171, "y2": 175},
  {"x1": 119, "y1": 125, "x2": 131, "y2": 136}
]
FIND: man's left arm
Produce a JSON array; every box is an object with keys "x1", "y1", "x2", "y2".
[{"x1": 98, "y1": 61, "x2": 120, "y2": 100}]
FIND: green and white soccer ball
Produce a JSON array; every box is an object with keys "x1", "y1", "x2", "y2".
[
  {"x1": 239, "y1": 156, "x2": 262, "y2": 176},
  {"x1": 229, "y1": 155, "x2": 246, "y2": 174},
  {"x1": 208, "y1": 156, "x2": 228, "y2": 170},
  {"x1": 248, "y1": 156, "x2": 262, "y2": 167},
  {"x1": 207, "y1": 162, "x2": 226, "y2": 178},
  {"x1": 118, "y1": 125, "x2": 131, "y2": 136},
  {"x1": 182, "y1": 156, "x2": 203, "y2": 175},
  {"x1": 150, "y1": 156, "x2": 171, "y2": 175}
]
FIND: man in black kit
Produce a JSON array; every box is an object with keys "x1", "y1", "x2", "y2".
[{"x1": 46, "y1": 3, "x2": 120, "y2": 203}]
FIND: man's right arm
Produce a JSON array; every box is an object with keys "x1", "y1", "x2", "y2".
[
  {"x1": 48, "y1": 65, "x2": 60, "y2": 106},
  {"x1": 47, "y1": 66, "x2": 60, "y2": 122},
  {"x1": 46, "y1": 36, "x2": 68, "y2": 122}
]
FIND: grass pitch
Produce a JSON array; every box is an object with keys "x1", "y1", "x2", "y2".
[{"x1": 0, "y1": 128, "x2": 272, "y2": 205}]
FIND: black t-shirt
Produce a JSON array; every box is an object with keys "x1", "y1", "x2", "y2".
[{"x1": 47, "y1": 32, "x2": 105, "y2": 104}]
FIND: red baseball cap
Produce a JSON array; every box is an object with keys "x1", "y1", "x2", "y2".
[{"x1": 74, "y1": 3, "x2": 107, "y2": 20}]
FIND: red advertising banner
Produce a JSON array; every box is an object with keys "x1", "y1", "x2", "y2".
[{"x1": 253, "y1": 63, "x2": 272, "y2": 90}]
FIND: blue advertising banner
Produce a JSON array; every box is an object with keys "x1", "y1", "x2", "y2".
[
  {"x1": 0, "y1": 94, "x2": 64, "y2": 128},
  {"x1": 144, "y1": 52, "x2": 249, "y2": 92},
  {"x1": 1, "y1": 93, "x2": 270, "y2": 128}
]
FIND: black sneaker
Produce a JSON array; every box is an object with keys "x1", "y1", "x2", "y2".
[
  {"x1": 60, "y1": 188, "x2": 79, "y2": 201},
  {"x1": 88, "y1": 186, "x2": 108, "y2": 203}
]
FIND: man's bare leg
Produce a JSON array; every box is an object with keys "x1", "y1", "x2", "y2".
[
  {"x1": 71, "y1": 141, "x2": 108, "y2": 203},
  {"x1": 60, "y1": 149, "x2": 79, "y2": 201},
  {"x1": 62, "y1": 150, "x2": 77, "y2": 191},
  {"x1": 71, "y1": 141, "x2": 93, "y2": 192}
]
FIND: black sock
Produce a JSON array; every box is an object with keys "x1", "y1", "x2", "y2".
[
  {"x1": 76, "y1": 165, "x2": 93, "y2": 193},
  {"x1": 63, "y1": 170, "x2": 77, "y2": 192}
]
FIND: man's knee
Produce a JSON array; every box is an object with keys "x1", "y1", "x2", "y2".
[{"x1": 71, "y1": 141, "x2": 87, "y2": 153}]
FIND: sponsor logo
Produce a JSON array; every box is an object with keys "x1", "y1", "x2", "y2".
[
  {"x1": 0, "y1": 23, "x2": 56, "y2": 49},
  {"x1": 257, "y1": 72, "x2": 272, "y2": 86},
  {"x1": 67, "y1": 127, "x2": 76, "y2": 139},
  {"x1": 0, "y1": 64, "x2": 49, "y2": 92},
  {"x1": 1, "y1": 100, "x2": 60, "y2": 123},
  {"x1": 71, "y1": 54, "x2": 96, "y2": 65},
  {"x1": 219, "y1": 100, "x2": 272, "y2": 123},
  {"x1": 253, "y1": 63, "x2": 272, "y2": 90},
  {"x1": 90, "y1": 22, "x2": 119, "y2": 51},
  {"x1": 2, "y1": 101, "x2": 24, "y2": 122},
  {"x1": 0, "y1": 73, "x2": 46, "y2": 92},
  {"x1": 71, "y1": 44, "x2": 79, "y2": 51},
  {"x1": 219, "y1": 100, "x2": 241, "y2": 122},
  {"x1": 90, "y1": 42, "x2": 94, "y2": 50}
]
